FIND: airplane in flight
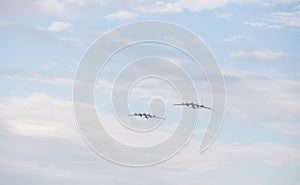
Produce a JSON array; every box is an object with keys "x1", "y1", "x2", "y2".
[
  {"x1": 128, "y1": 112, "x2": 165, "y2": 120},
  {"x1": 174, "y1": 102, "x2": 213, "y2": 110}
]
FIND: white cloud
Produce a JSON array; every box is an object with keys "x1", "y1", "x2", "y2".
[
  {"x1": 1, "y1": 0, "x2": 299, "y2": 19},
  {"x1": 214, "y1": 11, "x2": 234, "y2": 19},
  {"x1": 57, "y1": 37, "x2": 91, "y2": 46},
  {"x1": 0, "y1": 21, "x2": 89, "y2": 48},
  {"x1": 294, "y1": 4, "x2": 300, "y2": 9},
  {"x1": 0, "y1": 0, "x2": 299, "y2": 18},
  {"x1": 40, "y1": 62, "x2": 57, "y2": 70},
  {"x1": 175, "y1": 142, "x2": 300, "y2": 171},
  {"x1": 0, "y1": 93, "x2": 79, "y2": 140},
  {"x1": 247, "y1": 9, "x2": 300, "y2": 30},
  {"x1": 262, "y1": 0, "x2": 300, "y2": 6},
  {"x1": 224, "y1": 70, "x2": 300, "y2": 135},
  {"x1": 269, "y1": 11, "x2": 300, "y2": 27},
  {"x1": 0, "y1": 71, "x2": 74, "y2": 87},
  {"x1": 246, "y1": 21, "x2": 281, "y2": 29},
  {"x1": 154, "y1": 141, "x2": 300, "y2": 180},
  {"x1": 1, "y1": 92, "x2": 300, "y2": 185},
  {"x1": 261, "y1": 120, "x2": 300, "y2": 135},
  {"x1": 44, "y1": 21, "x2": 72, "y2": 32},
  {"x1": 0, "y1": 0, "x2": 109, "y2": 18},
  {"x1": 134, "y1": 0, "x2": 300, "y2": 14},
  {"x1": 217, "y1": 142, "x2": 300, "y2": 166},
  {"x1": 134, "y1": 0, "x2": 229, "y2": 14},
  {"x1": 224, "y1": 33, "x2": 250, "y2": 42},
  {"x1": 229, "y1": 49, "x2": 285, "y2": 60},
  {"x1": 2, "y1": 92, "x2": 300, "y2": 161},
  {"x1": 35, "y1": 0, "x2": 64, "y2": 15},
  {"x1": 104, "y1": 10, "x2": 139, "y2": 20},
  {"x1": 231, "y1": 0, "x2": 300, "y2": 6}
]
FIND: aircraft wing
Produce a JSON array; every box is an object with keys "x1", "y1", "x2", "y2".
[
  {"x1": 153, "y1": 115, "x2": 166, "y2": 120},
  {"x1": 174, "y1": 103, "x2": 184, "y2": 105},
  {"x1": 200, "y1": 105, "x2": 213, "y2": 110}
]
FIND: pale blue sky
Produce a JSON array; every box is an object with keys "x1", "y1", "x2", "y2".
[{"x1": 1, "y1": 0, "x2": 300, "y2": 185}]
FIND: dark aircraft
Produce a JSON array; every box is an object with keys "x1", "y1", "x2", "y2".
[
  {"x1": 128, "y1": 112, "x2": 165, "y2": 120},
  {"x1": 174, "y1": 102, "x2": 213, "y2": 110}
]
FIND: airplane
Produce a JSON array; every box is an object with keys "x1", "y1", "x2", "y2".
[
  {"x1": 174, "y1": 102, "x2": 213, "y2": 110},
  {"x1": 128, "y1": 112, "x2": 165, "y2": 120},
  {"x1": 174, "y1": 102, "x2": 198, "y2": 109}
]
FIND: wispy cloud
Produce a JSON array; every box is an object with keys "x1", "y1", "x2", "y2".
[
  {"x1": 1, "y1": 92, "x2": 300, "y2": 185},
  {"x1": 0, "y1": 93, "x2": 78, "y2": 140},
  {"x1": 269, "y1": 10, "x2": 300, "y2": 27},
  {"x1": 261, "y1": 120, "x2": 300, "y2": 135},
  {"x1": 217, "y1": 142, "x2": 300, "y2": 166},
  {"x1": 1, "y1": 0, "x2": 299, "y2": 183},
  {"x1": 0, "y1": 71, "x2": 74, "y2": 87},
  {"x1": 224, "y1": 33, "x2": 250, "y2": 42},
  {"x1": 246, "y1": 22, "x2": 281, "y2": 29},
  {"x1": 0, "y1": 0, "x2": 109, "y2": 18},
  {"x1": 229, "y1": 49, "x2": 285, "y2": 60},
  {"x1": 175, "y1": 142, "x2": 300, "y2": 171},
  {"x1": 104, "y1": 10, "x2": 139, "y2": 20},
  {"x1": 1, "y1": 0, "x2": 299, "y2": 18},
  {"x1": 0, "y1": 21, "x2": 89, "y2": 47},
  {"x1": 224, "y1": 70, "x2": 300, "y2": 135},
  {"x1": 43, "y1": 21, "x2": 72, "y2": 32},
  {"x1": 57, "y1": 36, "x2": 91, "y2": 46},
  {"x1": 214, "y1": 11, "x2": 234, "y2": 19},
  {"x1": 246, "y1": 8, "x2": 300, "y2": 30},
  {"x1": 2, "y1": 93, "x2": 300, "y2": 163},
  {"x1": 134, "y1": 0, "x2": 300, "y2": 14}
]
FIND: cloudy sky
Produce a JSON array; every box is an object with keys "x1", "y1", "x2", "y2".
[{"x1": 1, "y1": 0, "x2": 300, "y2": 184}]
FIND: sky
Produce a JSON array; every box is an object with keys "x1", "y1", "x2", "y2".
[{"x1": 1, "y1": 0, "x2": 300, "y2": 184}]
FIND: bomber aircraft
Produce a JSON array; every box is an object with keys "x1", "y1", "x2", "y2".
[
  {"x1": 128, "y1": 112, "x2": 165, "y2": 120},
  {"x1": 174, "y1": 102, "x2": 213, "y2": 110}
]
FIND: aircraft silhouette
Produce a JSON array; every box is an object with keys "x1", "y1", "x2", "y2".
[
  {"x1": 174, "y1": 102, "x2": 213, "y2": 110},
  {"x1": 128, "y1": 112, "x2": 165, "y2": 120}
]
